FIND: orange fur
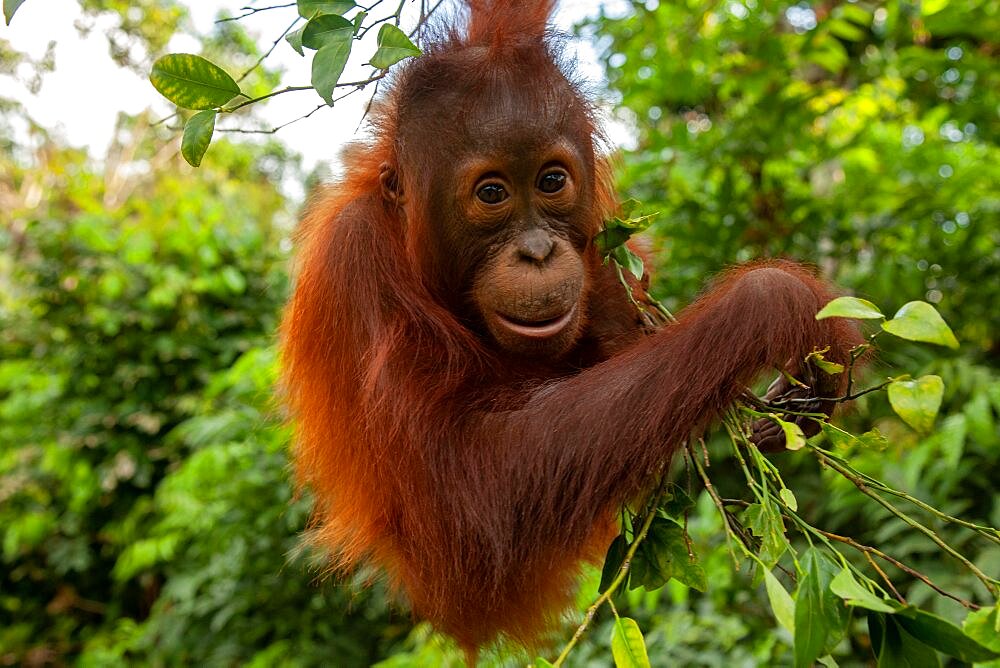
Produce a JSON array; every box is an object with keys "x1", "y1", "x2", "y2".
[{"x1": 280, "y1": 0, "x2": 862, "y2": 654}]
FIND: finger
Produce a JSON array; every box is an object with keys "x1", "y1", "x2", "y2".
[
  {"x1": 763, "y1": 374, "x2": 787, "y2": 401},
  {"x1": 751, "y1": 419, "x2": 785, "y2": 452}
]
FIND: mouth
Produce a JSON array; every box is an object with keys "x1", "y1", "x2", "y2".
[{"x1": 494, "y1": 304, "x2": 577, "y2": 339}]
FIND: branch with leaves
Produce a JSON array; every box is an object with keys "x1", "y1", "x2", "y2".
[
  {"x1": 141, "y1": 0, "x2": 428, "y2": 166},
  {"x1": 537, "y1": 211, "x2": 1000, "y2": 668}
]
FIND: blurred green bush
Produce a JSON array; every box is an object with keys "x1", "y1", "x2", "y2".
[
  {"x1": 1, "y1": 0, "x2": 997, "y2": 665},
  {"x1": 572, "y1": 0, "x2": 999, "y2": 664},
  {"x1": 0, "y1": 118, "x2": 407, "y2": 665}
]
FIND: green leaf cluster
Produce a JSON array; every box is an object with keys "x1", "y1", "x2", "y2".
[
  {"x1": 0, "y1": 116, "x2": 408, "y2": 665},
  {"x1": 147, "y1": 0, "x2": 422, "y2": 166}
]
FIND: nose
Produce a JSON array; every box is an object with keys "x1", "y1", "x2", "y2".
[{"x1": 516, "y1": 229, "x2": 555, "y2": 264}]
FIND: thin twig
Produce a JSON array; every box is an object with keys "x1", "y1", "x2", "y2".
[
  {"x1": 409, "y1": 0, "x2": 445, "y2": 37},
  {"x1": 356, "y1": 77, "x2": 384, "y2": 131},
  {"x1": 815, "y1": 529, "x2": 979, "y2": 610},
  {"x1": 815, "y1": 449, "x2": 999, "y2": 596},
  {"x1": 339, "y1": 72, "x2": 388, "y2": 88},
  {"x1": 237, "y1": 16, "x2": 301, "y2": 83},
  {"x1": 215, "y1": 103, "x2": 327, "y2": 134},
  {"x1": 217, "y1": 2, "x2": 296, "y2": 23},
  {"x1": 863, "y1": 551, "x2": 906, "y2": 604},
  {"x1": 153, "y1": 111, "x2": 179, "y2": 128},
  {"x1": 771, "y1": 379, "x2": 893, "y2": 407},
  {"x1": 813, "y1": 446, "x2": 1000, "y2": 545},
  {"x1": 550, "y1": 477, "x2": 670, "y2": 667},
  {"x1": 218, "y1": 72, "x2": 385, "y2": 126},
  {"x1": 223, "y1": 85, "x2": 314, "y2": 113},
  {"x1": 844, "y1": 344, "x2": 870, "y2": 397},
  {"x1": 357, "y1": 13, "x2": 396, "y2": 37},
  {"x1": 691, "y1": 442, "x2": 746, "y2": 569}
]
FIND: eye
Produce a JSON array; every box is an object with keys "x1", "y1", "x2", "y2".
[
  {"x1": 476, "y1": 183, "x2": 508, "y2": 205},
  {"x1": 538, "y1": 170, "x2": 567, "y2": 194}
]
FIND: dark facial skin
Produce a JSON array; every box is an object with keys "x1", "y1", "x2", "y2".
[
  {"x1": 393, "y1": 68, "x2": 602, "y2": 358},
  {"x1": 457, "y1": 135, "x2": 593, "y2": 357}
]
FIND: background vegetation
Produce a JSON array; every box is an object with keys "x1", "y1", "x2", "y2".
[{"x1": 1, "y1": 0, "x2": 997, "y2": 665}]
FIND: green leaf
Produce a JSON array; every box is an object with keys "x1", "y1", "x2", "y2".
[
  {"x1": 828, "y1": 18, "x2": 865, "y2": 41},
  {"x1": 779, "y1": 488, "x2": 798, "y2": 512},
  {"x1": 311, "y1": 36, "x2": 352, "y2": 105},
  {"x1": 180, "y1": 110, "x2": 216, "y2": 167},
  {"x1": 821, "y1": 422, "x2": 855, "y2": 449},
  {"x1": 302, "y1": 14, "x2": 354, "y2": 49},
  {"x1": 896, "y1": 607, "x2": 1000, "y2": 663},
  {"x1": 640, "y1": 517, "x2": 706, "y2": 591},
  {"x1": 594, "y1": 226, "x2": 633, "y2": 254},
  {"x1": 881, "y1": 301, "x2": 959, "y2": 348},
  {"x1": 662, "y1": 483, "x2": 696, "y2": 518},
  {"x1": 821, "y1": 423, "x2": 888, "y2": 451},
  {"x1": 836, "y1": 4, "x2": 872, "y2": 25},
  {"x1": 610, "y1": 617, "x2": 651, "y2": 668},
  {"x1": 352, "y1": 10, "x2": 367, "y2": 33},
  {"x1": 599, "y1": 534, "x2": 627, "y2": 593},
  {"x1": 612, "y1": 245, "x2": 645, "y2": 281},
  {"x1": 963, "y1": 604, "x2": 1000, "y2": 653},
  {"x1": 868, "y1": 611, "x2": 886, "y2": 659},
  {"x1": 4, "y1": 0, "x2": 26, "y2": 25},
  {"x1": 815, "y1": 296, "x2": 884, "y2": 321},
  {"x1": 595, "y1": 211, "x2": 657, "y2": 254},
  {"x1": 534, "y1": 659, "x2": 555, "y2": 668},
  {"x1": 888, "y1": 375, "x2": 944, "y2": 433},
  {"x1": 922, "y1": 0, "x2": 949, "y2": 16},
  {"x1": 777, "y1": 416, "x2": 806, "y2": 451},
  {"x1": 794, "y1": 548, "x2": 849, "y2": 668},
  {"x1": 878, "y1": 616, "x2": 941, "y2": 667},
  {"x1": 220, "y1": 267, "x2": 247, "y2": 295},
  {"x1": 150, "y1": 54, "x2": 241, "y2": 110},
  {"x1": 806, "y1": 34, "x2": 849, "y2": 74},
  {"x1": 370, "y1": 24, "x2": 421, "y2": 69},
  {"x1": 619, "y1": 198, "x2": 641, "y2": 218},
  {"x1": 628, "y1": 539, "x2": 653, "y2": 590},
  {"x1": 286, "y1": 27, "x2": 306, "y2": 56},
  {"x1": 297, "y1": 0, "x2": 355, "y2": 19},
  {"x1": 764, "y1": 569, "x2": 796, "y2": 633},
  {"x1": 857, "y1": 428, "x2": 889, "y2": 451},
  {"x1": 744, "y1": 501, "x2": 787, "y2": 567},
  {"x1": 806, "y1": 349, "x2": 844, "y2": 375},
  {"x1": 829, "y1": 568, "x2": 897, "y2": 613}
]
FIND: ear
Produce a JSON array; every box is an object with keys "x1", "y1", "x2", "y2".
[{"x1": 379, "y1": 162, "x2": 404, "y2": 205}]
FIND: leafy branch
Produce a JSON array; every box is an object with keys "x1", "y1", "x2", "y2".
[
  {"x1": 146, "y1": 0, "x2": 431, "y2": 166},
  {"x1": 543, "y1": 221, "x2": 1000, "y2": 667}
]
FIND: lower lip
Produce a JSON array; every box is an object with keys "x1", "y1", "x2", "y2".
[{"x1": 495, "y1": 305, "x2": 576, "y2": 339}]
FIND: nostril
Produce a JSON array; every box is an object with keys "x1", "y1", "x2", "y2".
[{"x1": 517, "y1": 229, "x2": 555, "y2": 263}]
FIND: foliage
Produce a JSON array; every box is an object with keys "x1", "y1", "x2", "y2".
[
  {"x1": 1, "y1": 0, "x2": 997, "y2": 665},
  {"x1": 588, "y1": 0, "x2": 999, "y2": 352},
  {"x1": 0, "y1": 118, "x2": 408, "y2": 665},
  {"x1": 571, "y1": 0, "x2": 1000, "y2": 664},
  {"x1": 146, "y1": 0, "x2": 425, "y2": 165}
]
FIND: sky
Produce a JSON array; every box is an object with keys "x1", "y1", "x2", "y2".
[{"x1": 0, "y1": 0, "x2": 632, "y2": 175}]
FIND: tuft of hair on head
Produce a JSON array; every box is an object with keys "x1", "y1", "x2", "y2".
[{"x1": 463, "y1": 0, "x2": 558, "y2": 47}]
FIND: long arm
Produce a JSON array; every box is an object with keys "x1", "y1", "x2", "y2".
[
  {"x1": 282, "y1": 193, "x2": 861, "y2": 650},
  {"x1": 411, "y1": 262, "x2": 861, "y2": 647},
  {"x1": 488, "y1": 262, "x2": 857, "y2": 529}
]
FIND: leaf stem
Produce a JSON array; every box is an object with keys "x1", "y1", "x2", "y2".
[
  {"x1": 812, "y1": 446, "x2": 1000, "y2": 545},
  {"x1": 550, "y1": 476, "x2": 669, "y2": 667},
  {"x1": 223, "y1": 85, "x2": 314, "y2": 113},
  {"x1": 237, "y1": 16, "x2": 302, "y2": 83},
  {"x1": 813, "y1": 447, "x2": 999, "y2": 596},
  {"x1": 217, "y1": 3, "x2": 296, "y2": 23},
  {"x1": 814, "y1": 528, "x2": 979, "y2": 610}
]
